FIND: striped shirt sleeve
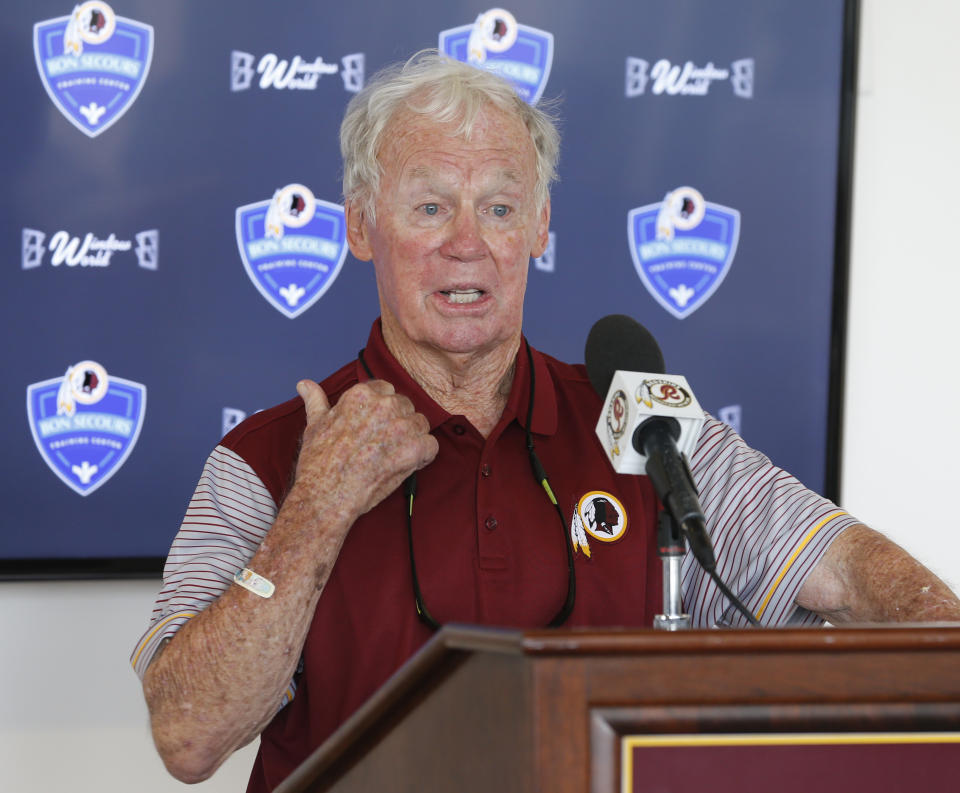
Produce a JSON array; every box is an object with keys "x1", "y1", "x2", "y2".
[
  {"x1": 130, "y1": 445, "x2": 278, "y2": 678},
  {"x1": 684, "y1": 415, "x2": 859, "y2": 627}
]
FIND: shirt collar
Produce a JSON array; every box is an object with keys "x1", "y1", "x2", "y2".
[{"x1": 357, "y1": 318, "x2": 558, "y2": 436}]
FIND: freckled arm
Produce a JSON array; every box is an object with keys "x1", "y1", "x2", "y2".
[
  {"x1": 142, "y1": 379, "x2": 438, "y2": 783},
  {"x1": 797, "y1": 523, "x2": 960, "y2": 624}
]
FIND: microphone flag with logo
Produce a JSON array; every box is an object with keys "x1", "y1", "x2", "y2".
[
  {"x1": 585, "y1": 315, "x2": 704, "y2": 475},
  {"x1": 585, "y1": 314, "x2": 715, "y2": 571}
]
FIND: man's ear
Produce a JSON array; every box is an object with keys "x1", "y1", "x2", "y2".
[
  {"x1": 531, "y1": 199, "x2": 551, "y2": 258},
  {"x1": 345, "y1": 199, "x2": 373, "y2": 261}
]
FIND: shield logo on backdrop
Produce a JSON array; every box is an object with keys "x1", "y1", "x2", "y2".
[
  {"x1": 439, "y1": 8, "x2": 554, "y2": 104},
  {"x1": 628, "y1": 187, "x2": 740, "y2": 319},
  {"x1": 33, "y1": 2, "x2": 154, "y2": 138},
  {"x1": 26, "y1": 361, "x2": 146, "y2": 496},
  {"x1": 235, "y1": 184, "x2": 348, "y2": 319}
]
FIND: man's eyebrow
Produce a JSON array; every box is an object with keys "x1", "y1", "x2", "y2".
[
  {"x1": 406, "y1": 165, "x2": 525, "y2": 182},
  {"x1": 403, "y1": 165, "x2": 527, "y2": 198},
  {"x1": 408, "y1": 165, "x2": 433, "y2": 180}
]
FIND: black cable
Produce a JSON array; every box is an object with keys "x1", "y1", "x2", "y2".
[{"x1": 708, "y1": 568, "x2": 760, "y2": 627}]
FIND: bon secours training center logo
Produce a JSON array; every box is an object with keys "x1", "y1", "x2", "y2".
[
  {"x1": 439, "y1": 8, "x2": 553, "y2": 104},
  {"x1": 26, "y1": 361, "x2": 146, "y2": 496},
  {"x1": 22, "y1": 227, "x2": 158, "y2": 270},
  {"x1": 34, "y1": 2, "x2": 153, "y2": 137},
  {"x1": 628, "y1": 187, "x2": 740, "y2": 320},
  {"x1": 236, "y1": 184, "x2": 348, "y2": 319}
]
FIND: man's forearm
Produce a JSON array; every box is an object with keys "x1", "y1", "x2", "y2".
[
  {"x1": 797, "y1": 523, "x2": 960, "y2": 624},
  {"x1": 142, "y1": 488, "x2": 351, "y2": 783}
]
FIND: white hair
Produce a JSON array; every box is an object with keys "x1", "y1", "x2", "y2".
[{"x1": 340, "y1": 50, "x2": 560, "y2": 222}]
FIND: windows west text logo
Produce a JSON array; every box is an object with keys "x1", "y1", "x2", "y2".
[
  {"x1": 626, "y1": 57, "x2": 754, "y2": 99},
  {"x1": 230, "y1": 51, "x2": 365, "y2": 93},
  {"x1": 22, "y1": 228, "x2": 158, "y2": 270}
]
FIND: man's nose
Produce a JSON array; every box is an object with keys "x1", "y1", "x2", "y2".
[{"x1": 441, "y1": 209, "x2": 486, "y2": 261}]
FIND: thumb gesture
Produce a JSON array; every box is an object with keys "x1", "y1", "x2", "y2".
[{"x1": 296, "y1": 379, "x2": 330, "y2": 424}]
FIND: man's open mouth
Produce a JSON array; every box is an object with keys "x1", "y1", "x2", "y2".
[{"x1": 441, "y1": 289, "x2": 483, "y2": 304}]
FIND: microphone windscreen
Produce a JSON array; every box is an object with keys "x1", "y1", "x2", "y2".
[{"x1": 584, "y1": 314, "x2": 665, "y2": 397}]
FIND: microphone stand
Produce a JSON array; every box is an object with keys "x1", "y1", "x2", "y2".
[{"x1": 653, "y1": 510, "x2": 690, "y2": 631}]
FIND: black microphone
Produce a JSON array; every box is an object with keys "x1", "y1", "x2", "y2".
[
  {"x1": 585, "y1": 315, "x2": 717, "y2": 572},
  {"x1": 585, "y1": 314, "x2": 664, "y2": 395}
]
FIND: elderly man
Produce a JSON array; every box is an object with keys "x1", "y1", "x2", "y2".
[{"x1": 133, "y1": 53, "x2": 960, "y2": 789}]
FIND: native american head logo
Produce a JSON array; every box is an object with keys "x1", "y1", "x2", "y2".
[{"x1": 570, "y1": 490, "x2": 629, "y2": 556}]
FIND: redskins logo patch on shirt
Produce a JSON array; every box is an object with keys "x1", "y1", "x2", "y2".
[{"x1": 570, "y1": 491, "x2": 628, "y2": 557}]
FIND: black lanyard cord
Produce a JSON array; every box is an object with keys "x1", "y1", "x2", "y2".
[
  {"x1": 357, "y1": 344, "x2": 577, "y2": 630},
  {"x1": 523, "y1": 340, "x2": 577, "y2": 627}
]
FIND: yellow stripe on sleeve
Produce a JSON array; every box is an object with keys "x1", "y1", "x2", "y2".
[
  {"x1": 130, "y1": 611, "x2": 197, "y2": 670},
  {"x1": 754, "y1": 512, "x2": 846, "y2": 620}
]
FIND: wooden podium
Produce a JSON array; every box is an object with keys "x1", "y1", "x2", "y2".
[{"x1": 275, "y1": 625, "x2": 960, "y2": 793}]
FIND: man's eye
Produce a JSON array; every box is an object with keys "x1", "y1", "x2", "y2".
[
  {"x1": 421, "y1": 203, "x2": 439, "y2": 216},
  {"x1": 491, "y1": 204, "x2": 510, "y2": 217}
]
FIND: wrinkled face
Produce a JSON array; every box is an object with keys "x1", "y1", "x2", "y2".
[{"x1": 346, "y1": 102, "x2": 550, "y2": 362}]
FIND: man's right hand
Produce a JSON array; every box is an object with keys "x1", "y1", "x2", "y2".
[{"x1": 293, "y1": 378, "x2": 439, "y2": 529}]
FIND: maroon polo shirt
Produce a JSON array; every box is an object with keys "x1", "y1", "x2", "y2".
[{"x1": 233, "y1": 320, "x2": 662, "y2": 792}]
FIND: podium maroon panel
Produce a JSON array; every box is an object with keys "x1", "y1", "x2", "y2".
[{"x1": 623, "y1": 735, "x2": 960, "y2": 793}]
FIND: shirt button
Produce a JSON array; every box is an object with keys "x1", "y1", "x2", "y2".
[
  {"x1": 481, "y1": 463, "x2": 492, "y2": 477},
  {"x1": 484, "y1": 516, "x2": 498, "y2": 531},
  {"x1": 453, "y1": 424, "x2": 466, "y2": 435}
]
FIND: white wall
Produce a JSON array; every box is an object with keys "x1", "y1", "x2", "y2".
[
  {"x1": 2, "y1": 2, "x2": 958, "y2": 790},
  {"x1": 0, "y1": 580, "x2": 259, "y2": 792},
  {"x1": 841, "y1": 0, "x2": 960, "y2": 589}
]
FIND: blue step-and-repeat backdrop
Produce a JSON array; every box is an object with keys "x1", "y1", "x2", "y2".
[{"x1": 3, "y1": 1, "x2": 855, "y2": 575}]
